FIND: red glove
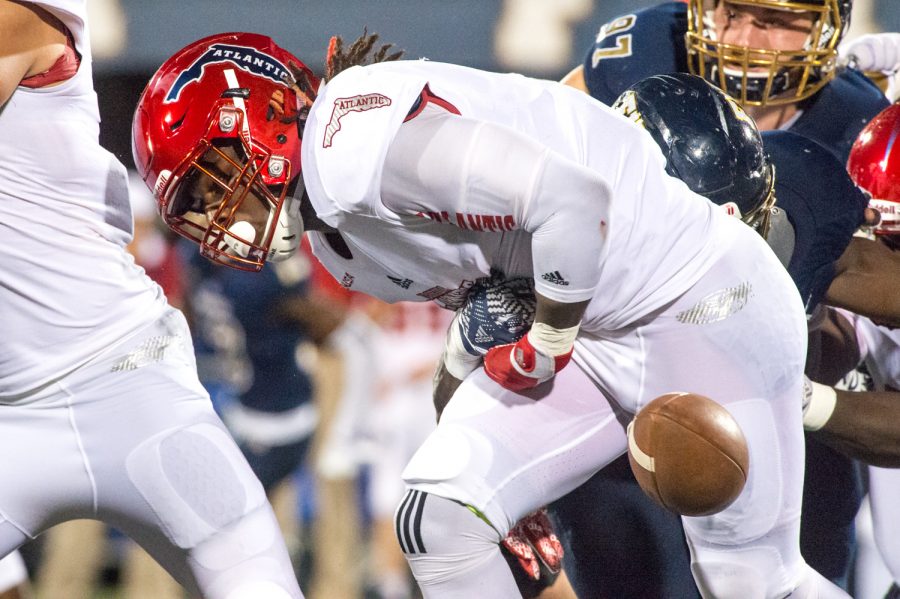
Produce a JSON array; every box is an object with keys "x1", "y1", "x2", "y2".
[
  {"x1": 483, "y1": 333, "x2": 572, "y2": 391},
  {"x1": 501, "y1": 508, "x2": 564, "y2": 580}
]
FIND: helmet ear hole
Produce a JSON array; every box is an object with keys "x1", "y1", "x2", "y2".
[{"x1": 169, "y1": 112, "x2": 187, "y2": 132}]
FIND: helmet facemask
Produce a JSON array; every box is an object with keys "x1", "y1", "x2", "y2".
[
  {"x1": 686, "y1": 0, "x2": 846, "y2": 107},
  {"x1": 158, "y1": 101, "x2": 298, "y2": 272}
]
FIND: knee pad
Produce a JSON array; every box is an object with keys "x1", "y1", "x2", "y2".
[
  {"x1": 400, "y1": 424, "x2": 503, "y2": 527},
  {"x1": 125, "y1": 422, "x2": 268, "y2": 549},
  {"x1": 395, "y1": 490, "x2": 500, "y2": 556},
  {"x1": 225, "y1": 581, "x2": 295, "y2": 599},
  {"x1": 690, "y1": 543, "x2": 818, "y2": 599},
  {"x1": 395, "y1": 490, "x2": 501, "y2": 585}
]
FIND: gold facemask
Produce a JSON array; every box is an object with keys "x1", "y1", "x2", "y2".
[{"x1": 686, "y1": 0, "x2": 846, "y2": 107}]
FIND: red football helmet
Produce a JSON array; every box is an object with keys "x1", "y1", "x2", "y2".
[
  {"x1": 847, "y1": 102, "x2": 900, "y2": 241},
  {"x1": 132, "y1": 32, "x2": 319, "y2": 270}
]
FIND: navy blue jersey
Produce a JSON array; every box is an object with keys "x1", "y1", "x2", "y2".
[
  {"x1": 763, "y1": 131, "x2": 868, "y2": 312},
  {"x1": 188, "y1": 250, "x2": 315, "y2": 413},
  {"x1": 583, "y1": 2, "x2": 889, "y2": 163},
  {"x1": 583, "y1": 3, "x2": 688, "y2": 106}
]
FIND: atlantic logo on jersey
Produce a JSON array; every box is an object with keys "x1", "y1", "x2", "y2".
[
  {"x1": 165, "y1": 43, "x2": 291, "y2": 103},
  {"x1": 323, "y1": 93, "x2": 393, "y2": 147}
]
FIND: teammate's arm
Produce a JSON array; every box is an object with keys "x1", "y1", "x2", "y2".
[
  {"x1": 0, "y1": 0, "x2": 68, "y2": 107},
  {"x1": 804, "y1": 306, "x2": 900, "y2": 466},
  {"x1": 825, "y1": 236, "x2": 900, "y2": 327}
]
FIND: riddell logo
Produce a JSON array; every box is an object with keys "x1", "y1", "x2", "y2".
[{"x1": 323, "y1": 93, "x2": 392, "y2": 147}]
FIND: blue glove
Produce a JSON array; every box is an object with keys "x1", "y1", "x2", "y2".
[
  {"x1": 440, "y1": 273, "x2": 536, "y2": 381},
  {"x1": 456, "y1": 274, "x2": 536, "y2": 356}
]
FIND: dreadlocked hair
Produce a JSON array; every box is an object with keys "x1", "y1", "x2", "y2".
[
  {"x1": 276, "y1": 61, "x2": 319, "y2": 139},
  {"x1": 324, "y1": 28, "x2": 404, "y2": 82},
  {"x1": 275, "y1": 30, "x2": 403, "y2": 140}
]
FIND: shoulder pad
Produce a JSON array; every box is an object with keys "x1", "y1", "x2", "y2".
[
  {"x1": 763, "y1": 130, "x2": 867, "y2": 312},
  {"x1": 582, "y1": 2, "x2": 688, "y2": 105},
  {"x1": 302, "y1": 63, "x2": 428, "y2": 225}
]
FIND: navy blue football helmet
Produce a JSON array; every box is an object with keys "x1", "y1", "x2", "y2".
[{"x1": 613, "y1": 72, "x2": 776, "y2": 237}]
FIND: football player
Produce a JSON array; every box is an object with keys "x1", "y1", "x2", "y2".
[
  {"x1": 0, "y1": 1, "x2": 302, "y2": 597},
  {"x1": 134, "y1": 32, "x2": 844, "y2": 598},
  {"x1": 455, "y1": 72, "x2": 875, "y2": 599},
  {"x1": 567, "y1": 0, "x2": 887, "y2": 161},
  {"x1": 562, "y1": 1, "x2": 893, "y2": 588},
  {"x1": 817, "y1": 102, "x2": 900, "y2": 597}
]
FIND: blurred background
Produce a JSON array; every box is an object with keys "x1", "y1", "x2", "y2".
[
  {"x1": 19, "y1": 1, "x2": 900, "y2": 598},
  {"x1": 92, "y1": 0, "x2": 900, "y2": 168}
]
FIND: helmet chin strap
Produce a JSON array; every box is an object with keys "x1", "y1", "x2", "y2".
[
  {"x1": 266, "y1": 195, "x2": 304, "y2": 262},
  {"x1": 765, "y1": 208, "x2": 796, "y2": 270}
]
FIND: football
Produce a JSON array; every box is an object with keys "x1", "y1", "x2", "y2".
[{"x1": 627, "y1": 392, "x2": 750, "y2": 517}]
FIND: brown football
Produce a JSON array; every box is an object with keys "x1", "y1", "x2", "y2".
[{"x1": 627, "y1": 392, "x2": 750, "y2": 517}]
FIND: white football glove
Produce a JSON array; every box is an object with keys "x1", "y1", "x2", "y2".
[{"x1": 839, "y1": 33, "x2": 900, "y2": 73}]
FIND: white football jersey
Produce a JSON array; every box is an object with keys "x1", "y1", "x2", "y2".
[
  {"x1": 303, "y1": 60, "x2": 735, "y2": 331},
  {"x1": 0, "y1": 0, "x2": 166, "y2": 398}
]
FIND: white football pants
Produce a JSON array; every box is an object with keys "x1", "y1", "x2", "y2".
[
  {"x1": 0, "y1": 307, "x2": 301, "y2": 599},
  {"x1": 402, "y1": 228, "x2": 842, "y2": 598}
]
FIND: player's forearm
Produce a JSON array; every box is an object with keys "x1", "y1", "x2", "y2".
[
  {"x1": 534, "y1": 295, "x2": 589, "y2": 330},
  {"x1": 432, "y1": 363, "x2": 463, "y2": 422},
  {"x1": 811, "y1": 388, "x2": 900, "y2": 467},
  {"x1": 827, "y1": 237, "x2": 900, "y2": 326},
  {"x1": 275, "y1": 294, "x2": 348, "y2": 345},
  {"x1": 826, "y1": 274, "x2": 900, "y2": 327},
  {"x1": 806, "y1": 308, "x2": 861, "y2": 386}
]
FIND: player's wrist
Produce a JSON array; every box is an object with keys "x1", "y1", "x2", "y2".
[
  {"x1": 802, "y1": 378, "x2": 838, "y2": 431},
  {"x1": 526, "y1": 322, "x2": 578, "y2": 357}
]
